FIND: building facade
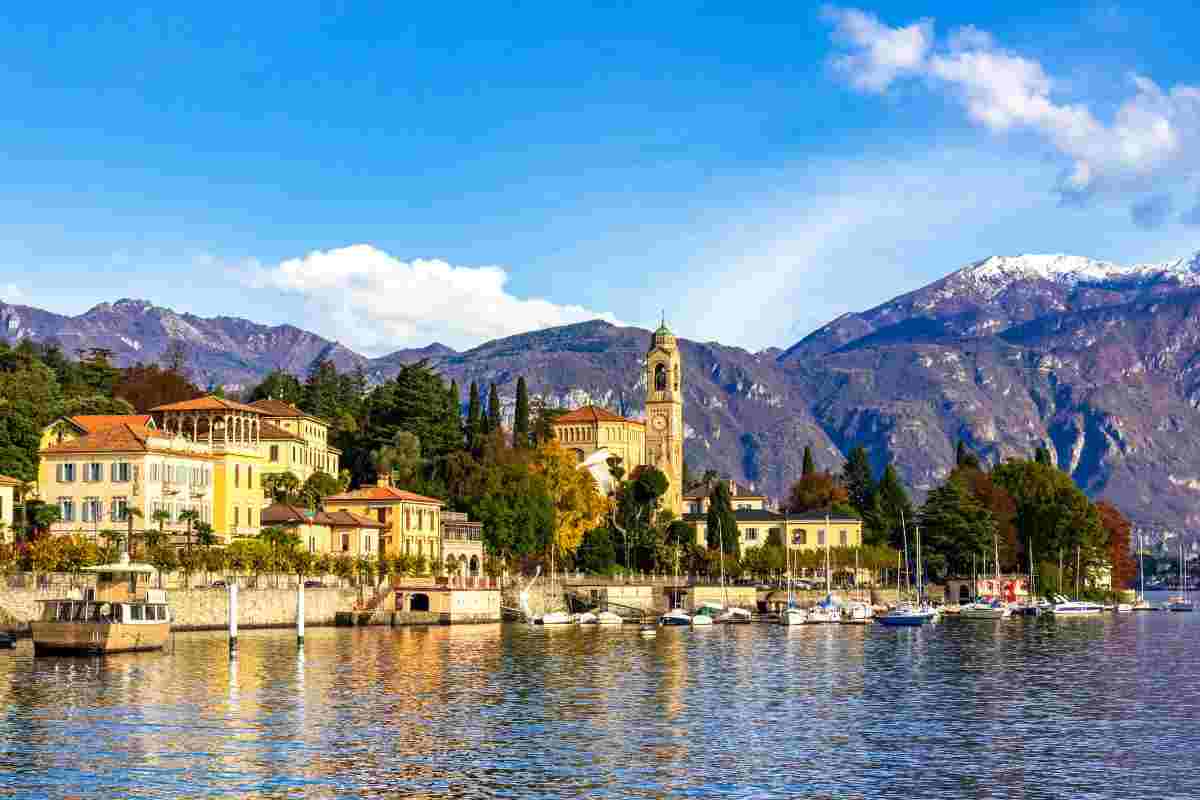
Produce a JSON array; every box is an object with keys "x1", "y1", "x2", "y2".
[
  {"x1": 682, "y1": 480, "x2": 769, "y2": 515},
  {"x1": 261, "y1": 502, "x2": 385, "y2": 557},
  {"x1": 553, "y1": 406, "x2": 645, "y2": 474},
  {"x1": 0, "y1": 474, "x2": 18, "y2": 539},
  {"x1": 39, "y1": 414, "x2": 155, "y2": 452},
  {"x1": 38, "y1": 423, "x2": 220, "y2": 541},
  {"x1": 644, "y1": 322, "x2": 684, "y2": 517},
  {"x1": 441, "y1": 510, "x2": 484, "y2": 577},
  {"x1": 323, "y1": 477, "x2": 443, "y2": 561},
  {"x1": 250, "y1": 399, "x2": 341, "y2": 483},
  {"x1": 685, "y1": 507, "x2": 863, "y2": 553}
]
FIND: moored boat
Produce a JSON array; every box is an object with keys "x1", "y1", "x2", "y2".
[
  {"x1": 715, "y1": 607, "x2": 752, "y2": 624},
  {"x1": 840, "y1": 601, "x2": 873, "y2": 624},
  {"x1": 690, "y1": 613, "x2": 714, "y2": 627},
  {"x1": 780, "y1": 606, "x2": 807, "y2": 626},
  {"x1": 32, "y1": 556, "x2": 170, "y2": 656},
  {"x1": 534, "y1": 610, "x2": 573, "y2": 625},
  {"x1": 1047, "y1": 595, "x2": 1104, "y2": 616},
  {"x1": 596, "y1": 611, "x2": 623, "y2": 626},
  {"x1": 878, "y1": 604, "x2": 933, "y2": 626},
  {"x1": 959, "y1": 599, "x2": 1013, "y2": 620},
  {"x1": 575, "y1": 612, "x2": 598, "y2": 625},
  {"x1": 659, "y1": 608, "x2": 692, "y2": 626}
]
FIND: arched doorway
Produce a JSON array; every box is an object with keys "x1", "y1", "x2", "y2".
[
  {"x1": 959, "y1": 584, "x2": 970, "y2": 603},
  {"x1": 469, "y1": 555, "x2": 480, "y2": 576},
  {"x1": 410, "y1": 593, "x2": 430, "y2": 612}
]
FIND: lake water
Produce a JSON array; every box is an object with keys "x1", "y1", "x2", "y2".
[{"x1": 1, "y1": 602, "x2": 1198, "y2": 798}]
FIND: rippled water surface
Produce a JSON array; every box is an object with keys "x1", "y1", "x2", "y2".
[{"x1": 1, "y1": 607, "x2": 1198, "y2": 798}]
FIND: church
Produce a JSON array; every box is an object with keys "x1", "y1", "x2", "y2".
[{"x1": 551, "y1": 321, "x2": 684, "y2": 517}]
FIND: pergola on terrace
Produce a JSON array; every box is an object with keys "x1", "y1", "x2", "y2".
[{"x1": 149, "y1": 396, "x2": 263, "y2": 447}]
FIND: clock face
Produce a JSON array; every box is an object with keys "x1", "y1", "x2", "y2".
[{"x1": 651, "y1": 414, "x2": 668, "y2": 431}]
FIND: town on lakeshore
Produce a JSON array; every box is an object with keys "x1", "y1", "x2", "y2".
[{"x1": 0, "y1": 315, "x2": 1187, "y2": 652}]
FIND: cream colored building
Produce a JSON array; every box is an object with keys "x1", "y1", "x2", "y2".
[
  {"x1": 0, "y1": 474, "x2": 18, "y2": 539},
  {"x1": 249, "y1": 399, "x2": 340, "y2": 483},
  {"x1": 685, "y1": 507, "x2": 863, "y2": 553},
  {"x1": 550, "y1": 321, "x2": 686, "y2": 517},
  {"x1": 441, "y1": 511, "x2": 484, "y2": 578},
  {"x1": 261, "y1": 502, "x2": 385, "y2": 557},
  {"x1": 38, "y1": 423, "x2": 219, "y2": 541},
  {"x1": 39, "y1": 414, "x2": 155, "y2": 452},
  {"x1": 683, "y1": 480, "x2": 769, "y2": 515},
  {"x1": 323, "y1": 477, "x2": 443, "y2": 561}
]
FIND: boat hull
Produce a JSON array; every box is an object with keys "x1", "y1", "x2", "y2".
[
  {"x1": 780, "y1": 610, "x2": 806, "y2": 626},
  {"x1": 31, "y1": 621, "x2": 169, "y2": 656},
  {"x1": 878, "y1": 615, "x2": 928, "y2": 627}
]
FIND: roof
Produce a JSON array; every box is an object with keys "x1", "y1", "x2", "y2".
[
  {"x1": 40, "y1": 424, "x2": 160, "y2": 455},
  {"x1": 260, "y1": 503, "x2": 386, "y2": 529},
  {"x1": 69, "y1": 414, "x2": 154, "y2": 433},
  {"x1": 683, "y1": 480, "x2": 765, "y2": 501},
  {"x1": 261, "y1": 502, "x2": 314, "y2": 525},
  {"x1": 323, "y1": 485, "x2": 444, "y2": 506},
  {"x1": 259, "y1": 421, "x2": 303, "y2": 441},
  {"x1": 316, "y1": 509, "x2": 386, "y2": 529},
  {"x1": 249, "y1": 399, "x2": 308, "y2": 418},
  {"x1": 0, "y1": 474, "x2": 22, "y2": 487},
  {"x1": 553, "y1": 405, "x2": 643, "y2": 425},
  {"x1": 150, "y1": 396, "x2": 262, "y2": 414}
]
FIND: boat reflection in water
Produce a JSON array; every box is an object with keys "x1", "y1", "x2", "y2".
[{"x1": 31, "y1": 554, "x2": 170, "y2": 655}]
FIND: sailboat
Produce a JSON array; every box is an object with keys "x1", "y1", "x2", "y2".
[
  {"x1": 879, "y1": 511, "x2": 934, "y2": 626},
  {"x1": 780, "y1": 529, "x2": 806, "y2": 625},
  {"x1": 1132, "y1": 533, "x2": 1151, "y2": 611},
  {"x1": 1049, "y1": 544, "x2": 1104, "y2": 616},
  {"x1": 712, "y1": 517, "x2": 749, "y2": 623},
  {"x1": 961, "y1": 531, "x2": 1013, "y2": 620},
  {"x1": 660, "y1": 531, "x2": 692, "y2": 626},
  {"x1": 533, "y1": 543, "x2": 571, "y2": 625},
  {"x1": 805, "y1": 515, "x2": 840, "y2": 624},
  {"x1": 1167, "y1": 538, "x2": 1193, "y2": 612},
  {"x1": 840, "y1": 546, "x2": 873, "y2": 624}
]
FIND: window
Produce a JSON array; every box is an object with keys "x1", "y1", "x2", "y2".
[
  {"x1": 738, "y1": 503, "x2": 750, "y2": 510},
  {"x1": 130, "y1": 604, "x2": 144, "y2": 621},
  {"x1": 654, "y1": 363, "x2": 667, "y2": 391},
  {"x1": 818, "y1": 530, "x2": 825, "y2": 546},
  {"x1": 84, "y1": 463, "x2": 103, "y2": 482},
  {"x1": 234, "y1": 465, "x2": 240, "y2": 488},
  {"x1": 56, "y1": 463, "x2": 77, "y2": 483},
  {"x1": 342, "y1": 533, "x2": 350, "y2": 552},
  {"x1": 247, "y1": 466, "x2": 253, "y2": 489},
  {"x1": 309, "y1": 536, "x2": 316, "y2": 553},
  {"x1": 234, "y1": 507, "x2": 240, "y2": 526},
  {"x1": 270, "y1": 445, "x2": 279, "y2": 462},
  {"x1": 364, "y1": 534, "x2": 372, "y2": 554},
  {"x1": 111, "y1": 462, "x2": 132, "y2": 482},
  {"x1": 840, "y1": 530, "x2": 848, "y2": 546},
  {"x1": 149, "y1": 463, "x2": 159, "y2": 482},
  {"x1": 82, "y1": 498, "x2": 102, "y2": 523},
  {"x1": 58, "y1": 497, "x2": 75, "y2": 522},
  {"x1": 111, "y1": 497, "x2": 128, "y2": 522},
  {"x1": 793, "y1": 530, "x2": 807, "y2": 546},
  {"x1": 690, "y1": 502, "x2": 702, "y2": 514},
  {"x1": 745, "y1": 528, "x2": 758, "y2": 542}
]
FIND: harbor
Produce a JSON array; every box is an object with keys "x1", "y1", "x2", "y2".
[{"x1": 0, "y1": 607, "x2": 1196, "y2": 798}]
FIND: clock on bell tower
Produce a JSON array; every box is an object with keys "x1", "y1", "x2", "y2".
[{"x1": 645, "y1": 318, "x2": 683, "y2": 517}]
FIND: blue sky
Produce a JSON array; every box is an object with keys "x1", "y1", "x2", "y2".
[{"x1": 2, "y1": 2, "x2": 1198, "y2": 355}]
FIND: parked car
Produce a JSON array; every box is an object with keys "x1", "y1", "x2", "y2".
[
  {"x1": 303, "y1": 580, "x2": 325, "y2": 589},
  {"x1": 210, "y1": 581, "x2": 227, "y2": 589}
]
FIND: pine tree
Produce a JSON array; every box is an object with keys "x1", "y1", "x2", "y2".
[
  {"x1": 877, "y1": 463, "x2": 915, "y2": 550},
  {"x1": 802, "y1": 445, "x2": 815, "y2": 477},
  {"x1": 513, "y1": 377, "x2": 531, "y2": 449},
  {"x1": 706, "y1": 481, "x2": 739, "y2": 556},
  {"x1": 841, "y1": 446, "x2": 874, "y2": 513},
  {"x1": 487, "y1": 383, "x2": 502, "y2": 437},
  {"x1": 1035, "y1": 446, "x2": 1052, "y2": 466},
  {"x1": 466, "y1": 382, "x2": 482, "y2": 452},
  {"x1": 447, "y1": 379, "x2": 462, "y2": 449},
  {"x1": 956, "y1": 440, "x2": 968, "y2": 466}
]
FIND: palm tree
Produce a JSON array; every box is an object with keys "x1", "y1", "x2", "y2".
[
  {"x1": 149, "y1": 508, "x2": 171, "y2": 552},
  {"x1": 124, "y1": 506, "x2": 143, "y2": 558},
  {"x1": 178, "y1": 509, "x2": 200, "y2": 552},
  {"x1": 195, "y1": 521, "x2": 218, "y2": 550},
  {"x1": 259, "y1": 525, "x2": 300, "y2": 587}
]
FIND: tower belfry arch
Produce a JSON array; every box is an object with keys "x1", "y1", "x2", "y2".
[{"x1": 645, "y1": 319, "x2": 684, "y2": 517}]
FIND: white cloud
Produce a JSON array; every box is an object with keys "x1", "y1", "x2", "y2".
[
  {"x1": 824, "y1": 7, "x2": 1200, "y2": 210},
  {"x1": 0, "y1": 283, "x2": 22, "y2": 303},
  {"x1": 249, "y1": 244, "x2": 624, "y2": 355}
]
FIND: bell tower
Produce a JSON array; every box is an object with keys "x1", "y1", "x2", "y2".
[{"x1": 645, "y1": 318, "x2": 683, "y2": 517}]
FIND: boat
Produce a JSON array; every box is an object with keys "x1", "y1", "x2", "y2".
[
  {"x1": 1131, "y1": 598, "x2": 1152, "y2": 612},
  {"x1": 1116, "y1": 603, "x2": 1133, "y2": 613},
  {"x1": 31, "y1": 554, "x2": 171, "y2": 655},
  {"x1": 1167, "y1": 540, "x2": 1193, "y2": 612},
  {"x1": 659, "y1": 608, "x2": 692, "y2": 626},
  {"x1": 840, "y1": 601, "x2": 873, "y2": 624},
  {"x1": 534, "y1": 610, "x2": 573, "y2": 625},
  {"x1": 690, "y1": 613, "x2": 714, "y2": 626},
  {"x1": 1048, "y1": 594, "x2": 1104, "y2": 615},
  {"x1": 575, "y1": 612, "x2": 598, "y2": 625},
  {"x1": 596, "y1": 611, "x2": 623, "y2": 626},
  {"x1": 878, "y1": 603, "x2": 934, "y2": 626},
  {"x1": 715, "y1": 607, "x2": 752, "y2": 624},
  {"x1": 1131, "y1": 533, "x2": 1152, "y2": 611},
  {"x1": 780, "y1": 606, "x2": 807, "y2": 626},
  {"x1": 638, "y1": 623, "x2": 657, "y2": 637},
  {"x1": 806, "y1": 527, "x2": 841, "y2": 623},
  {"x1": 962, "y1": 531, "x2": 1014, "y2": 619},
  {"x1": 0, "y1": 629, "x2": 14, "y2": 649}
]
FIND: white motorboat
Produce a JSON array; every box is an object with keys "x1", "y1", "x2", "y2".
[
  {"x1": 780, "y1": 606, "x2": 807, "y2": 626},
  {"x1": 1116, "y1": 603, "x2": 1133, "y2": 613},
  {"x1": 659, "y1": 608, "x2": 692, "y2": 626},
  {"x1": 840, "y1": 601, "x2": 874, "y2": 624},
  {"x1": 691, "y1": 613, "x2": 714, "y2": 627},
  {"x1": 715, "y1": 607, "x2": 752, "y2": 624},
  {"x1": 1048, "y1": 595, "x2": 1104, "y2": 616},
  {"x1": 596, "y1": 611, "x2": 623, "y2": 626},
  {"x1": 878, "y1": 603, "x2": 935, "y2": 626},
  {"x1": 534, "y1": 610, "x2": 573, "y2": 625},
  {"x1": 959, "y1": 599, "x2": 1013, "y2": 620},
  {"x1": 804, "y1": 605, "x2": 839, "y2": 624},
  {"x1": 638, "y1": 624, "x2": 657, "y2": 637},
  {"x1": 575, "y1": 612, "x2": 598, "y2": 624}
]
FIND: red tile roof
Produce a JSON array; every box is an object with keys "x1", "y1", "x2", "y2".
[
  {"x1": 553, "y1": 405, "x2": 642, "y2": 425},
  {"x1": 261, "y1": 503, "x2": 387, "y2": 529},
  {"x1": 0, "y1": 474, "x2": 22, "y2": 487},
  {"x1": 259, "y1": 421, "x2": 303, "y2": 441},
  {"x1": 323, "y1": 485, "x2": 443, "y2": 505},
  {"x1": 316, "y1": 509, "x2": 386, "y2": 529},
  {"x1": 70, "y1": 414, "x2": 154, "y2": 433},
  {"x1": 249, "y1": 399, "x2": 306, "y2": 418},
  {"x1": 260, "y1": 502, "x2": 313, "y2": 525},
  {"x1": 150, "y1": 396, "x2": 262, "y2": 414},
  {"x1": 40, "y1": 424, "x2": 159, "y2": 454}
]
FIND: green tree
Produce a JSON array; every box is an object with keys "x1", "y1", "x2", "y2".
[
  {"x1": 300, "y1": 471, "x2": 345, "y2": 509},
  {"x1": 706, "y1": 480, "x2": 738, "y2": 555},
  {"x1": 466, "y1": 381, "x2": 482, "y2": 452},
  {"x1": 147, "y1": 545, "x2": 178, "y2": 588},
  {"x1": 918, "y1": 474, "x2": 996, "y2": 582},
  {"x1": 486, "y1": 383, "x2": 502, "y2": 436},
  {"x1": 802, "y1": 446, "x2": 815, "y2": 477},
  {"x1": 841, "y1": 446, "x2": 875, "y2": 513},
  {"x1": 786, "y1": 471, "x2": 848, "y2": 513},
  {"x1": 513, "y1": 376, "x2": 531, "y2": 449},
  {"x1": 178, "y1": 509, "x2": 200, "y2": 552},
  {"x1": 262, "y1": 471, "x2": 302, "y2": 503},
  {"x1": 876, "y1": 464, "x2": 915, "y2": 550},
  {"x1": 373, "y1": 431, "x2": 423, "y2": 487},
  {"x1": 1034, "y1": 446, "x2": 1052, "y2": 466},
  {"x1": 247, "y1": 370, "x2": 305, "y2": 406}
]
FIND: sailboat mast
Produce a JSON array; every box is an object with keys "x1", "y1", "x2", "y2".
[
  {"x1": 900, "y1": 508, "x2": 910, "y2": 600},
  {"x1": 825, "y1": 513, "x2": 831, "y2": 596},
  {"x1": 1138, "y1": 533, "x2": 1144, "y2": 601}
]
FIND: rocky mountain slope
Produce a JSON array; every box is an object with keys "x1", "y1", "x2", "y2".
[{"x1": 8, "y1": 250, "x2": 1200, "y2": 531}]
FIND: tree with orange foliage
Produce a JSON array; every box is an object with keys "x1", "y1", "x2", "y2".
[
  {"x1": 1096, "y1": 500, "x2": 1136, "y2": 591},
  {"x1": 785, "y1": 471, "x2": 849, "y2": 514}
]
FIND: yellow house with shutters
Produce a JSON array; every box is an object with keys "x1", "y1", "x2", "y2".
[
  {"x1": 249, "y1": 399, "x2": 340, "y2": 483},
  {"x1": 323, "y1": 477, "x2": 443, "y2": 561}
]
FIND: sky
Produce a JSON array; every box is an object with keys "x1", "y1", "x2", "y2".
[{"x1": 1, "y1": 2, "x2": 1199, "y2": 356}]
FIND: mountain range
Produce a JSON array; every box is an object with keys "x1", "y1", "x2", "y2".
[{"x1": 7, "y1": 249, "x2": 1200, "y2": 533}]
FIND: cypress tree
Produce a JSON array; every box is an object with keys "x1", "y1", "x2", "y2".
[
  {"x1": 956, "y1": 440, "x2": 968, "y2": 466},
  {"x1": 447, "y1": 379, "x2": 462, "y2": 449},
  {"x1": 487, "y1": 383, "x2": 502, "y2": 436},
  {"x1": 841, "y1": 445, "x2": 874, "y2": 513},
  {"x1": 802, "y1": 445, "x2": 815, "y2": 477},
  {"x1": 466, "y1": 382, "x2": 482, "y2": 452},
  {"x1": 1035, "y1": 446, "x2": 1052, "y2": 466},
  {"x1": 513, "y1": 376, "x2": 531, "y2": 449},
  {"x1": 706, "y1": 480, "x2": 739, "y2": 556}
]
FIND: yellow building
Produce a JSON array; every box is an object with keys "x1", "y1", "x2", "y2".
[
  {"x1": 323, "y1": 477, "x2": 443, "y2": 561},
  {"x1": 685, "y1": 506, "x2": 863, "y2": 553},
  {"x1": 38, "y1": 423, "x2": 219, "y2": 541},
  {"x1": 683, "y1": 480, "x2": 769, "y2": 515},
  {"x1": 249, "y1": 399, "x2": 341, "y2": 483},
  {"x1": 0, "y1": 474, "x2": 19, "y2": 539},
  {"x1": 550, "y1": 321, "x2": 686, "y2": 516},
  {"x1": 149, "y1": 397, "x2": 267, "y2": 541},
  {"x1": 260, "y1": 502, "x2": 385, "y2": 557}
]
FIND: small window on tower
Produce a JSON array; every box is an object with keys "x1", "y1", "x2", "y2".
[{"x1": 654, "y1": 363, "x2": 667, "y2": 391}]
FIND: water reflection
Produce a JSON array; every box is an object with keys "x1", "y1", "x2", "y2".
[{"x1": 0, "y1": 615, "x2": 1197, "y2": 797}]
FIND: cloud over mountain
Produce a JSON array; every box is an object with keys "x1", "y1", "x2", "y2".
[
  {"x1": 824, "y1": 6, "x2": 1200, "y2": 216},
  {"x1": 250, "y1": 244, "x2": 624, "y2": 355}
]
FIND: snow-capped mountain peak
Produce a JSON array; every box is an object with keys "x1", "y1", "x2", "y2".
[{"x1": 959, "y1": 252, "x2": 1200, "y2": 290}]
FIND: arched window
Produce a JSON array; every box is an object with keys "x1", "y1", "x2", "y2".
[{"x1": 654, "y1": 363, "x2": 667, "y2": 391}]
